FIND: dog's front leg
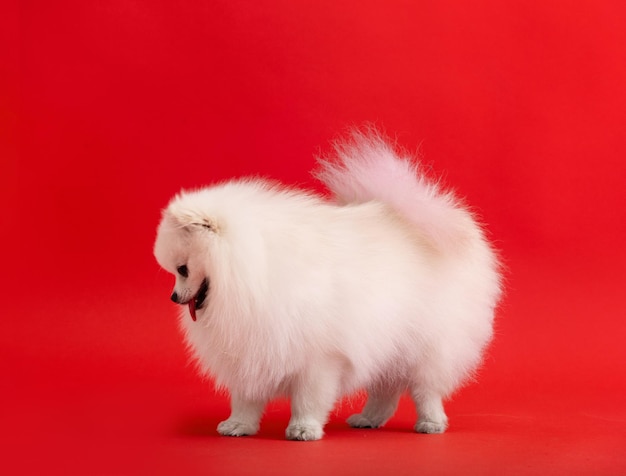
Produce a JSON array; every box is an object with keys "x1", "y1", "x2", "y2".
[
  {"x1": 217, "y1": 394, "x2": 266, "y2": 437},
  {"x1": 285, "y1": 363, "x2": 342, "y2": 441}
]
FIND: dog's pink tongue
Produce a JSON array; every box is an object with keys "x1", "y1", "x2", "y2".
[{"x1": 188, "y1": 299, "x2": 197, "y2": 321}]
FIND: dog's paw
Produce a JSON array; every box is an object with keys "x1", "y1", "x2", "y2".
[
  {"x1": 217, "y1": 418, "x2": 258, "y2": 437},
  {"x1": 346, "y1": 413, "x2": 381, "y2": 429},
  {"x1": 285, "y1": 422, "x2": 323, "y2": 441},
  {"x1": 415, "y1": 419, "x2": 447, "y2": 434}
]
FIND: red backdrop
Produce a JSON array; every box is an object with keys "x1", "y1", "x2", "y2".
[{"x1": 2, "y1": 1, "x2": 625, "y2": 474}]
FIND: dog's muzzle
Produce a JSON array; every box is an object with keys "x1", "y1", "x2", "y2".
[{"x1": 171, "y1": 278, "x2": 209, "y2": 321}]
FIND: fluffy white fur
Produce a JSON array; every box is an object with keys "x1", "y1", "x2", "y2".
[{"x1": 153, "y1": 130, "x2": 501, "y2": 441}]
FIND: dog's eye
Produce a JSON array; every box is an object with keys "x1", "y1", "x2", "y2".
[{"x1": 177, "y1": 265, "x2": 188, "y2": 278}]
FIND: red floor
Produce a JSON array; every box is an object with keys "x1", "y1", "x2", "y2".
[
  {"x1": 1, "y1": 256, "x2": 626, "y2": 475},
  {"x1": 3, "y1": 257, "x2": 624, "y2": 475},
  {"x1": 3, "y1": 1, "x2": 626, "y2": 474}
]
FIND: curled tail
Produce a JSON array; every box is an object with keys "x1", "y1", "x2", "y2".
[{"x1": 315, "y1": 129, "x2": 479, "y2": 252}]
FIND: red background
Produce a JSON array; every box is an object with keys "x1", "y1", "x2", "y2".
[{"x1": 2, "y1": 1, "x2": 625, "y2": 474}]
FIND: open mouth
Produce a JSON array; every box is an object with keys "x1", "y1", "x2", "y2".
[{"x1": 188, "y1": 278, "x2": 209, "y2": 321}]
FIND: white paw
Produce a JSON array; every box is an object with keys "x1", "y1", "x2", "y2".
[
  {"x1": 415, "y1": 419, "x2": 447, "y2": 434},
  {"x1": 285, "y1": 423, "x2": 324, "y2": 441},
  {"x1": 346, "y1": 413, "x2": 381, "y2": 428},
  {"x1": 217, "y1": 419, "x2": 258, "y2": 437}
]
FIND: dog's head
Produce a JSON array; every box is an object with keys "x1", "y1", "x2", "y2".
[{"x1": 154, "y1": 195, "x2": 218, "y2": 321}]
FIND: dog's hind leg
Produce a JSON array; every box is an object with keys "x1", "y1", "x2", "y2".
[
  {"x1": 347, "y1": 385, "x2": 403, "y2": 429},
  {"x1": 410, "y1": 385, "x2": 448, "y2": 434}
]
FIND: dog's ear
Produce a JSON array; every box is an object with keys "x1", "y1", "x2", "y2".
[
  {"x1": 189, "y1": 220, "x2": 215, "y2": 232},
  {"x1": 164, "y1": 207, "x2": 217, "y2": 233}
]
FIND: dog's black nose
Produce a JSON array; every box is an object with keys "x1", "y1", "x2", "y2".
[{"x1": 170, "y1": 292, "x2": 179, "y2": 303}]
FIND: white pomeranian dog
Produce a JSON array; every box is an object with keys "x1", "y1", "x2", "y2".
[{"x1": 154, "y1": 130, "x2": 501, "y2": 441}]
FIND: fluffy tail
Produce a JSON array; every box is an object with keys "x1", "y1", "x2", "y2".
[{"x1": 315, "y1": 129, "x2": 478, "y2": 252}]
